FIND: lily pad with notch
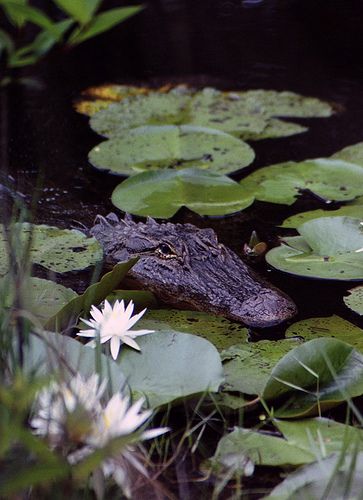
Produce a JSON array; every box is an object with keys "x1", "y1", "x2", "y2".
[
  {"x1": 111, "y1": 168, "x2": 255, "y2": 218},
  {"x1": 281, "y1": 202, "x2": 363, "y2": 228},
  {"x1": 89, "y1": 125, "x2": 255, "y2": 176},
  {"x1": 239, "y1": 158, "x2": 363, "y2": 205},
  {"x1": 266, "y1": 216, "x2": 363, "y2": 280}
]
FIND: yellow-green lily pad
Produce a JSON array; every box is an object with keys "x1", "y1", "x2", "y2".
[
  {"x1": 89, "y1": 125, "x2": 255, "y2": 176},
  {"x1": 111, "y1": 168, "x2": 255, "y2": 218},
  {"x1": 266, "y1": 216, "x2": 363, "y2": 280},
  {"x1": 281, "y1": 203, "x2": 363, "y2": 228},
  {"x1": 0, "y1": 223, "x2": 103, "y2": 276},
  {"x1": 239, "y1": 159, "x2": 363, "y2": 205},
  {"x1": 331, "y1": 141, "x2": 363, "y2": 167},
  {"x1": 344, "y1": 285, "x2": 363, "y2": 315}
]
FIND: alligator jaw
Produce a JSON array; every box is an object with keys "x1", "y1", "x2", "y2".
[{"x1": 91, "y1": 214, "x2": 297, "y2": 328}]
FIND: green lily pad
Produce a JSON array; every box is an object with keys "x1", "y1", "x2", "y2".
[
  {"x1": 22, "y1": 331, "x2": 128, "y2": 397},
  {"x1": 281, "y1": 203, "x2": 363, "y2": 228},
  {"x1": 105, "y1": 289, "x2": 158, "y2": 310},
  {"x1": 264, "y1": 452, "x2": 363, "y2": 500},
  {"x1": 111, "y1": 168, "x2": 255, "y2": 218},
  {"x1": 89, "y1": 125, "x2": 255, "y2": 176},
  {"x1": 285, "y1": 315, "x2": 363, "y2": 351},
  {"x1": 262, "y1": 338, "x2": 363, "y2": 418},
  {"x1": 0, "y1": 276, "x2": 78, "y2": 325},
  {"x1": 90, "y1": 92, "x2": 190, "y2": 137},
  {"x1": 331, "y1": 141, "x2": 363, "y2": 167},
  {"x1": 89, "y1": 86, "x2": 333, "y2": 140},
  {"x1": 274, "y1": 417, "x2": 363, "y2": 457},
  {"x1": 243, "y1": 118, "x2": 307, "y2": 140},
  {"x1": 230, "y1": 89, "x2": 334, "y2": 118},
  {"x1": 221, "y1": 338, "x2": 302, "y2": 395},
  {"x1": 138, "y1": 309, "x2": 249, "y2": 352},
  {"x1": 208, "y1": 427, "x2": 315, "y2": 469},
  {"x1": 0, "y1": 223, "x2": 103, "y2": 275},
  {"x1": 118, "y1": 331, "x2": 224, "y2": 408},
  {"x1": 266, "y1": 216, "x2": 363, "y2": 280},
  {"x1": 239, "y1": 159, "x2": 363, "y2": 205},
  {"x1": 45, "y1": 259, "x2": 137, "y2": 332},
  {"x1": 344, "y1": 286, "x2": 363, "y2": 315}
]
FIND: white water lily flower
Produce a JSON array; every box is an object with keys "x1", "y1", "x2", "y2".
[
  {"x1": 89, "y1": 393, "x2": 168, "y2": 448},
  {"x1": 78, "y1": 299, "x2": 154, "y2": 360},
  {"x1": 31, "y1": 373, "x2": 106, "y2": 440}
]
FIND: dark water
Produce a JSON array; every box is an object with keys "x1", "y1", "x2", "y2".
[{"x1": 2, "y1": 0, "x2": 363, "y2": 496}]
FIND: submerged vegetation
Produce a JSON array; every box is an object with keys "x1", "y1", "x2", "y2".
[{"x1": 1, "y1": 78, "x2": 363, "y2": 498}]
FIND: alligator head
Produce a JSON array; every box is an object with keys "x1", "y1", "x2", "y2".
[{"x1": 90, "y1": 213, "x2": 297, "y2": 328}]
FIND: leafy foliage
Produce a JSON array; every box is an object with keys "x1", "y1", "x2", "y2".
[{"x1": 344, "y1": 285, "x2": 363, "y2": 315}]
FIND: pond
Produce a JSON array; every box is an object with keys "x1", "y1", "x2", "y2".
[{"x1": 2, "y1": 0, "x2": 363, "y2": 498}]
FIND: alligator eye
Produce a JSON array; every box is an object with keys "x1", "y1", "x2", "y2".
[{"x1": 156, "y1": 243, "x2": 176, "y2": 259}]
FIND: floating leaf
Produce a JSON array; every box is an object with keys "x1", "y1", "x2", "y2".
[
  {"x1": 22, "y1": 331, "x2": 127, "y2": 397},
  {"x1": 264, "y1": 452, "x2": 363, "y2": 500},
  {"x1": 111, "y1": 168, "x2": 255, "y2": 218},
  {"x1": 331, "y1": 141, "x2": 363, "y2": 167},
  {"x1": 229, "y1": 89, "x2": 334, "y2": 118},
  {"x1": 0, "y1": 223, "x2": 103, "y2": 275},
  {"x1": 90, "y1": 92, "x2": 190, "y2": 137},
  {"x1": 262, "y1": 338, "x2": 363, "y2": 418},
  {"x1": 239, "y1": 159, "x2": 363, "y2": 205},
  {"x1": 208, "y1": 427, "x2": 315, "y2": 469},
  {"x1": 138, "y1": 309, "x2": 249, "y2": 352},
  {"x1": 281, "y1": 203, "x2": 363, "y2": 228},
  {"x1": 285, "y1": 315, "x2": 363, "y2": 352},
  {"x1": 275, "y1": 417, "x2": 363, "y2": 458},
  {"x1": 266, "y1": 216, "x2": 363, "y2": 280},
  {"x1": 89, "y1": 125, "x2": 255, "y2": 176},
  {"x1": 45, "y1": 259, "x2": 137, "y2": 332},
  {"x1": 221, "y1": 339, "x2": 300, "y2": 395},
  {"x1": 89, "y1": 86, "x2": 333, "y2": 140},
  {"x1": 344, "y1": 286, "x2": 363, "y2": 315},
  {"x1": 0, "y1": 276, "x2": 78, "y2": 325},
  {"x1": 118, "y1": 331, "x2": 224, "y2": 408}
]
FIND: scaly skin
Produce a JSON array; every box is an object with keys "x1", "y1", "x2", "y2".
[{"x1": 91, "y1": 213, "x2": 297, "y2": 328}]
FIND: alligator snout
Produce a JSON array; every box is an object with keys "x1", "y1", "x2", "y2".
[{"x1": 229, "y1": 288, "x2": 298, "y2": 328}]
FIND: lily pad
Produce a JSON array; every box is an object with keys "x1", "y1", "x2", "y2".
[
  {"x1": 0, "y1": 276, "x2": 78, "y2": 325},
  {"x1": 0, "y1": 223, "x2": 103, "y2": 275},
  {"x1": 221, "y1": 339, "x2": 301, "y2": 395},
  {"x1": 331, "y1": 141, "x2": 363, "y2": 167},
  {"x1": 138, "y1": 309, "x2": 248, "y2": 352},
  {"x1": 281, "y1": 203, "x2": 363, "y2": 228},
  {"x1": 239, "y1": 159, "x2": 363, "y2": 205},
  {"x1": 22, "y1": 331, "x2": 128, "y2": 397},
  {"x1": 89, "y1": 125, "x2": 255, "y2": 176},
  {"x1": 45, "y1": 259, "x2": 137, "y2": 332},
  {"x1": 344, "y1": 286, "x2": 363, "y2": 315},
  {"x1": 229, "y1": 89, "x2": 334, "y2": 118},
  {"x1": 264, "y1": 452, "x2": 363, "y2": 500},
  {"x1": 275, "y1": 417, "x2": 363, "y2": 457},
  {"x1": 208, "y1": 427, "x2": 315, "y2": 470},
  {"x1": 266, "y1": 216, "x2": 363, "y2": 280},
  {"x1": 89, "y1": 86, "x2": 334, "y2": 140},
  {"x1": 111, "y1": 168, "x2": 255, "y2": 218},
  {"x1": 262, "y1": 338, "x2": 363, "y2": 418},
  {"x1": 285, "y1": 315, "x2": 363, "y2": 352},
  {"x1": 90, "y1": 92, "x2": 190, "y2": 137},
  {"x1": 118, "y1": 331, "x2": 224, "y2": 408}
]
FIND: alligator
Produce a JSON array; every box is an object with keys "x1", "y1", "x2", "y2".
[{"x1": 90, "y1": 213, "x2": 297, "y2": 328}]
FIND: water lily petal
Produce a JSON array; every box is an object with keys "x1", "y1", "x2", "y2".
[
  {"x1": 121, "y1": 336, "x2": 141, "y2": 351},
  {"x1": 141, "y1": 427, "x2": 170, "y2": 440},
  {"x1": 127, "y1": 329, "x2": 154, "y2": 338},
  {"x1": 125, "y1": 308, "x2": 148, "y2": 329},
  {"x1": 110, "y1": 336, "x2": 121, "y2": 360},
  {"x1": 77, "y1": 329, "x2": 97, "y2": 338}
]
